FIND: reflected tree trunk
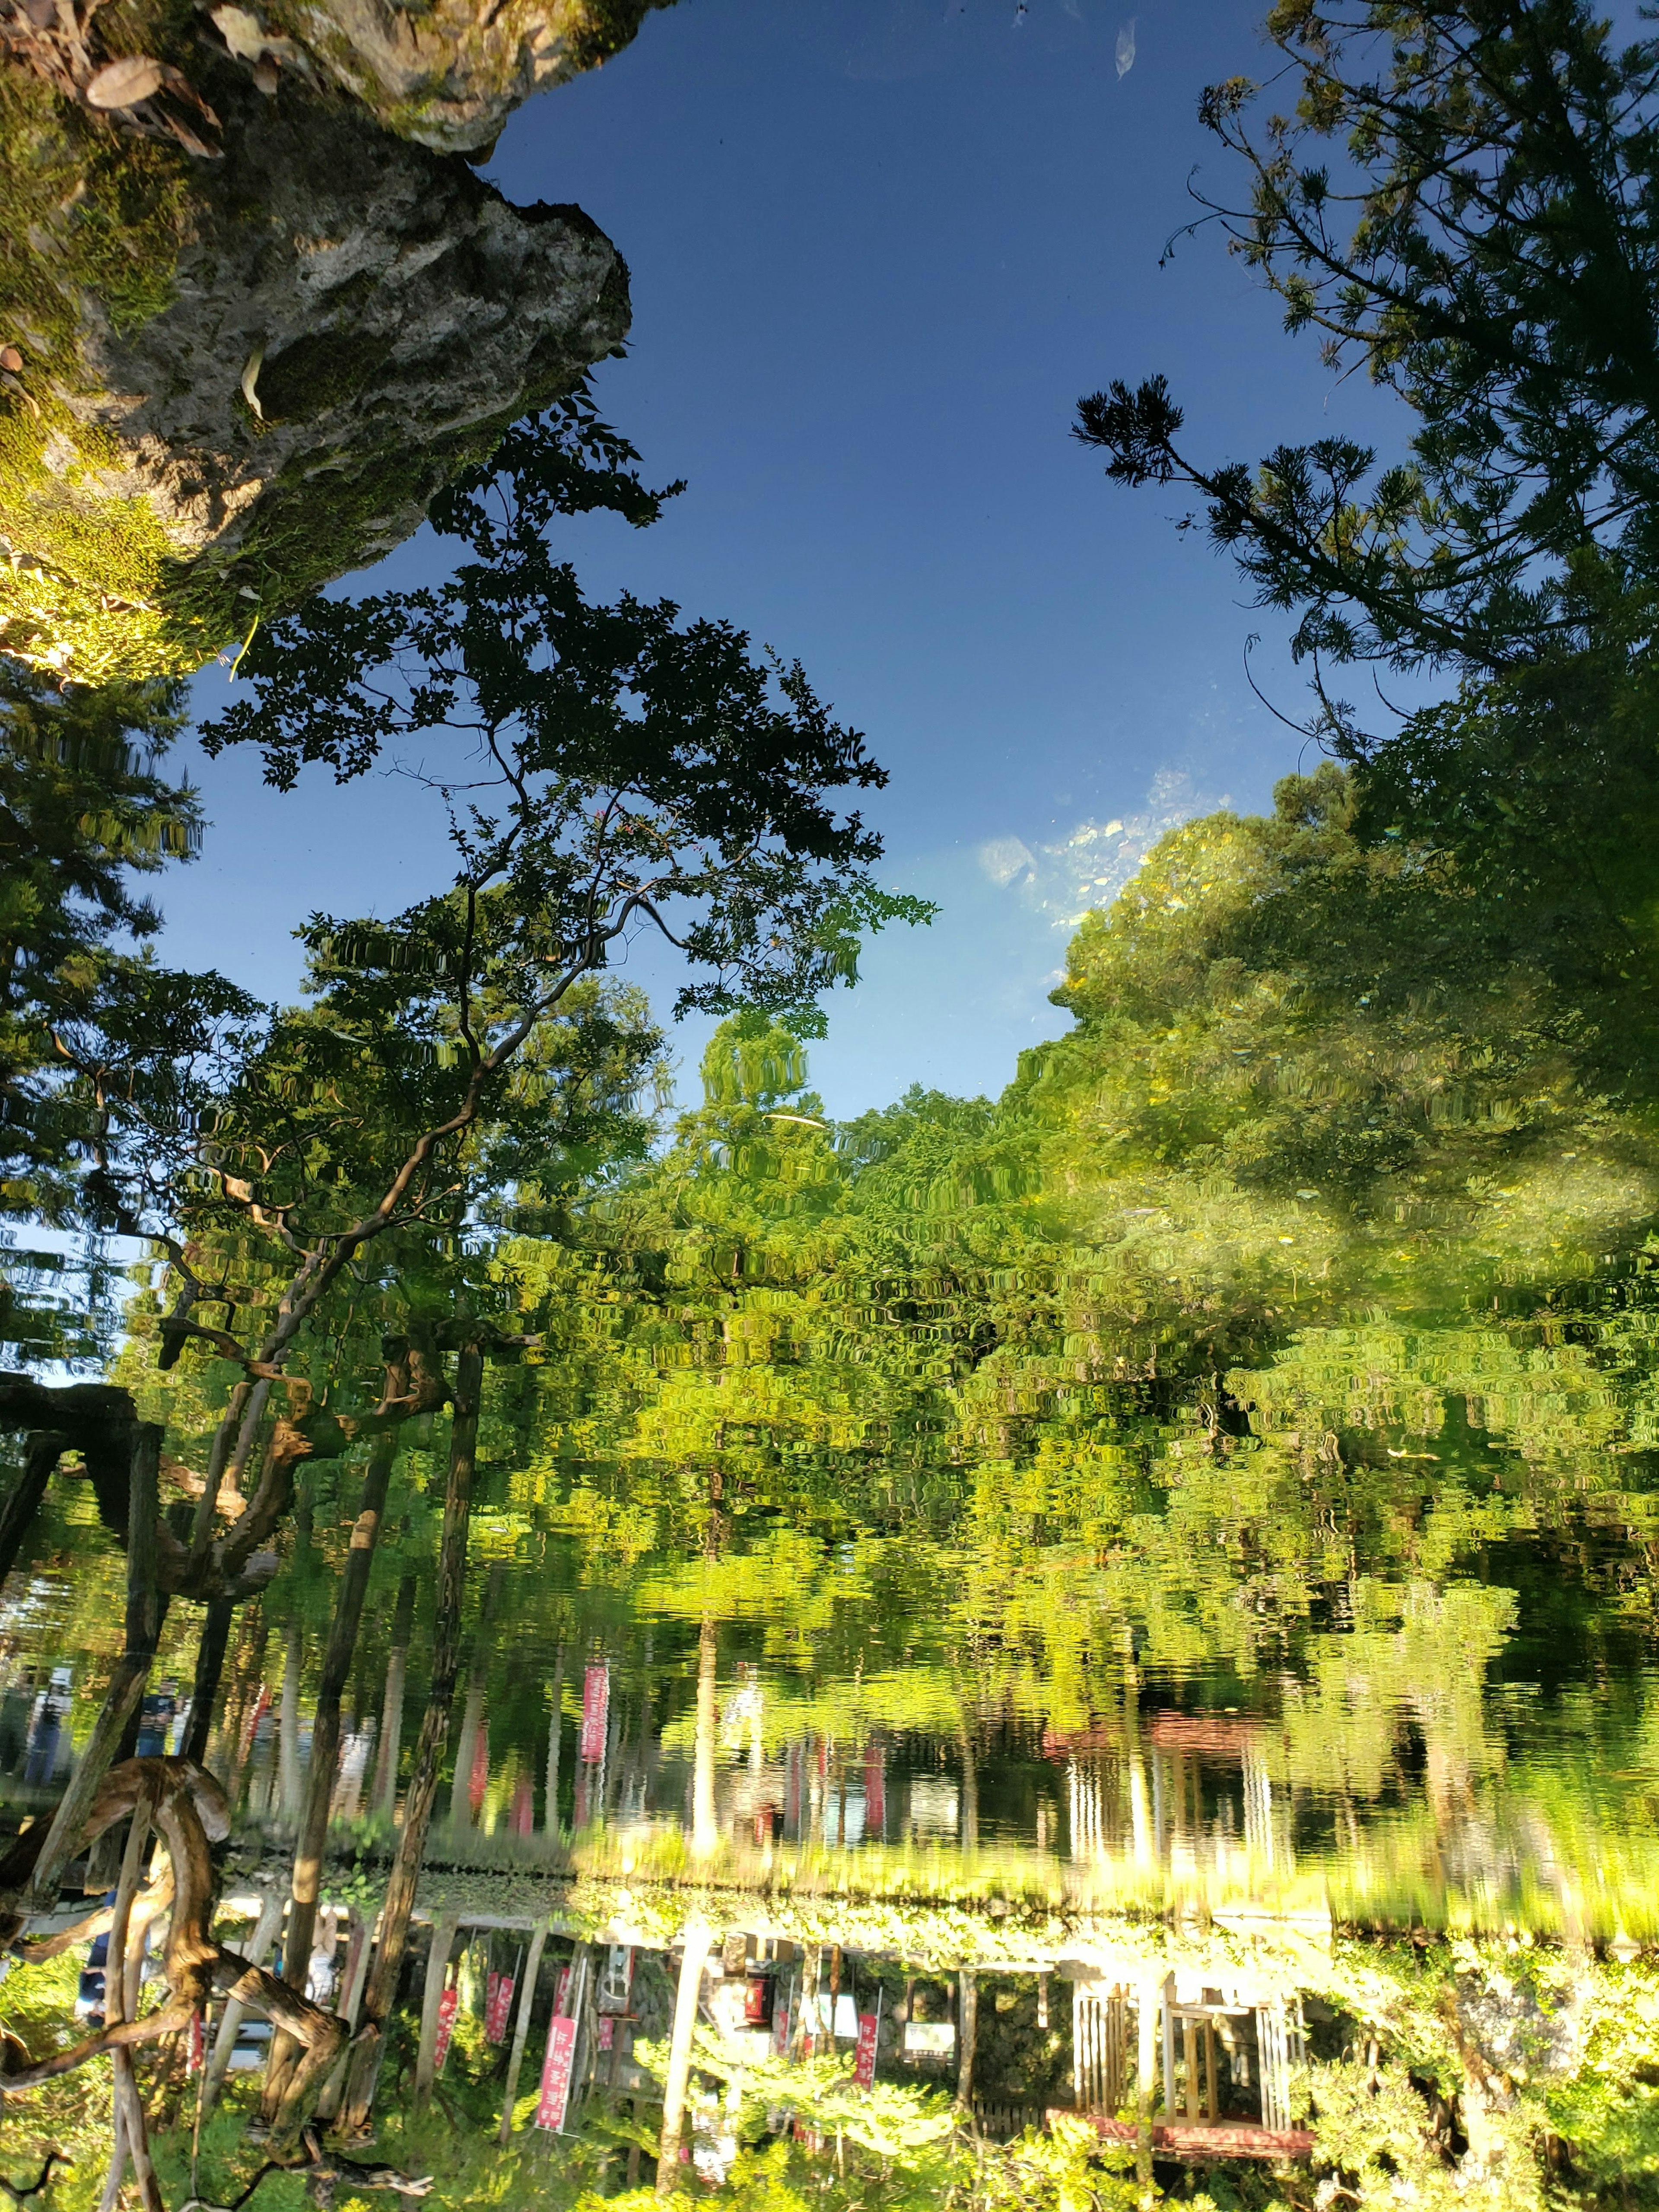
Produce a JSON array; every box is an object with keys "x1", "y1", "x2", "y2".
[
  {"x1": 544, "y1": 1638, "x2": 566, "y2": 1836},
  {"x1": 24, "y1": 1424, "x2": 162, "y2": 1908},
  {"x1": 656, "y1": 1916, "x2": 711, "y2": 2194},
  {"x1": 336, "y1": 1341, "x2": 482, "y2": 2138},
  {"x1": 182, "y1": 1596, "x2": 234, "y2": 1770},
  {"x1": 278, "y1": 1624, "x2": 303, "y2": 1824},
  {"x1": 263, "y1": 1430, "x2": 399, "y2": 2120},
  {"x1": 0, "y1": 1434, "x2": 67, "y2": 1595},
  {"x1": 958, "y1": 1727, "x2": 978, "y2": 1855},
  {"x1": 370, "y1": 1573, "x2": 416, "y2": 1823},
  {"x1": 449, "y1": 1668, "x2": 486, "y2": 1831},
  {"x1": 692, "y1": 1617, "x2": 718, "y2": 1859},
  {"x1": 220, "y1": 1603, "x2": 270, "y2": 1803}
]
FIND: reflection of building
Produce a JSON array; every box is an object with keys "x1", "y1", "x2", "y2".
[
  {"x1": 1044, "y1": 1712, "x2": 1292, "y2": 1879},
  {"x1": 1067, "y1": 1964, "x2": 1312, "y2": 2161}
]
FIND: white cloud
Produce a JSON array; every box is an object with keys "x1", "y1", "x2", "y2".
[
  {"x1": 978, "y1": 769, "x2": 1227, "y2": 930},
  {"x1": 975, "y1": 834, "x2": 1036, "y2": 887}
]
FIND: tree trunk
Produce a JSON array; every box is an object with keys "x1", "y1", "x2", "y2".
[
  {"x1": 182, "y1": 1595, "x2": 234, "y2": 1769},
  {"x1": 656, "y1": 1917, "x2": 711, "y2": 2193},
  {"x1": 544, "y1": 1640, "x2": 566, "y2": 1835},
  {"x1": 370, "y1": 1573, "x2": 416, "y2": 1822},
  {"x1": 691, "y1": 1617, "x2": 718, "y2": 1859},
  {"x1": 497, "y1": 1923, "x2": 548, "y2": 2143},
  {"x1": 957, "y1": 1971, "x2": 977, "y2": 2108},
  {"x1": 23, "y1": 1424, "x2": 162, "y2": 1908},
  {"x1": 335, "y1": 1342, "x2": 483, "y2": 2138},
  {"x1": 104, "y1": 1780, "x2": 164, "y2": 2212},
  {"x1": 278, "y1": 1624, "x2": 304, "y2": 1824},
  {"x1": 262, "y1": 1430, "x2": 399, "y2": 2120}
]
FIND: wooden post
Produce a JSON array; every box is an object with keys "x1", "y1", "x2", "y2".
[
  {"x1": 202, "y1": 1886, "x2": 284, "y2": 2116},
  {"x1": 1135, "y1": 1979, "x2": 1157, "y2": 2201},
  {"x1": 497, "y1": 1922, "x2": 548, "y2": 2143},
  {"x1": 414, "y1": 1914, "x2": 461, "y2": 2107},
  {"x1": 656, "y1": 1917, "x2": 712, "y2": 2193}
]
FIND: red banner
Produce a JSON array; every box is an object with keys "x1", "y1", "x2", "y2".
[
  {"x1": 555, "y1": 1962, "x2": 571, "y2": 2017},
  {"x1": 433, "y1": 1985, "x2": 459, "y2": 2074},
  {"x1": 579, "y1": 1664, "x2": 609, "y2": 1762},
  {"x1": 534, "y1": 2014, "x2": 578, "y2": 2131},
  {"x1": 188, "y1": 2010, "x2": 204, "y2": 2075},
  {"x1": 854, "y1": 2012, "x2": 878, "y2": 2088},
  {"x1": 484, "y1": 1971, "x2": 515, "y2": 2044},
  {"x1": 596, "y1": 2015, "x2": 614, "y2": 2051}
]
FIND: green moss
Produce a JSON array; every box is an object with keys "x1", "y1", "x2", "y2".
[
  {"x1": 257, "y1": 327, "x2": 394, "y2": 423},
  {"x1": 0, "y1": 61, "x2": 204, "y2": 677}
]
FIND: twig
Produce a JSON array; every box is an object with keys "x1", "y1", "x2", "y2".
[{"x1": 0, "y1": 2153, "x2": 70, "y2": 2203}]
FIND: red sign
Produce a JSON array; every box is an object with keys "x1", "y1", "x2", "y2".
[
  {"x1": 854, "y1": 2012, "x2": 878, "y2": 2088},
  {"x1": 433, "y1": 1986, "x2": 459, "y2": 2074},
  {"x1": 534, "y1": 2014, "x2": 578, "y2": 2131},
  {"x1": 579, "y1": 1665, "x2": 609, "y2": 1762},
  {"x1": 188, "y1": 2010, "x2": 204, "y2": 2075},
  {"x1": 484, "y1": 1971, "x2": 515, "y2": 2044},
  {"x1": 555, "y1": 1963, "x2": 571, "y2": 2017},
  {"x1": 596, "y1": 2015, "x2": 614, "y2": 2050}
]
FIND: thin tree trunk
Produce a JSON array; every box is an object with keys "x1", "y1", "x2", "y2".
[
  {"x1": 497, "y1": 1922, "x2": 548, "y2": 2143},
  {"x1": 691, "y1": 1617, "x2": 718, "y2": 1859},
  {"x1": 278, "y1": 1624, "x2": 303, "y2": 1824},
  {"x1": 656, "y1": 1917, "x2": 711, "y2": 2193},
  {"x1": 24, "y1": 1424, "x2": 162, "y2": 1908},
  {"x1": 544, "y1": 1640, "x2": 566, "y2": 1835},
  {"x1": 105, "y1": 1783, "x2": 163, "y2": 2212},
  {"x1": 335, "y1": 1342, "x2": 483, "y2": 2137},
  {"x1": 262, "y1": 1430, "x2": 399, "y2": 2118},
  {"x1": 957, "y1": 1971, "x2": 977, "y2": 2108},
  {"x1": 182, "y1": 1595, "x2": 234, "y2": 1769},
  {"x1": 370, "y1": 1573, "x2": 416, "y2": 1822}
]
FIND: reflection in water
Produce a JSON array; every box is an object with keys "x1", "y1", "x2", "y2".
[
  {"x1": 11, "y1": 906, "x2": 1659, "y2": 2194},
  {"x1": 7, "y1": 1246, "x2": 1659, "y2": 2189}
]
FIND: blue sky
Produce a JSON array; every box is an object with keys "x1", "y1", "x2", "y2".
[{"x1": 170, "y1": 0, "x2": 1414, "y2": 1116}]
